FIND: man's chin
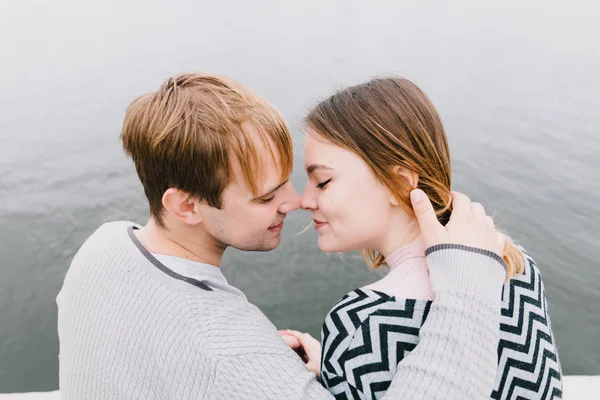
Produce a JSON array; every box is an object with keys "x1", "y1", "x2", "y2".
[{"x1": 233, "y1": 236, "x2": 281, "y2": 252}]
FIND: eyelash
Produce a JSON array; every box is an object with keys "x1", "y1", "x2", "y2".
[
  {"x1": 260, "y1": 195, "x2": 275, "y2": 203},
  {"x1": 317, "y1": 178, "x2": 332, "y2": 189}
]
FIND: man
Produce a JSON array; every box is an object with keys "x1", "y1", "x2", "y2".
[{"x1": 57, "y1": 73, "x2": 507, "y2": 399}]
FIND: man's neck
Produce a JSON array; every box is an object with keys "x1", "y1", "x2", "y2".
[{"x1": 135, "y1": 218, "x2": 225, "y2": 267}]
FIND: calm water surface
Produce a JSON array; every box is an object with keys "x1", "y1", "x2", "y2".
[{"x1": 1, "y1": 0, "x2": 599, "y2": 392}]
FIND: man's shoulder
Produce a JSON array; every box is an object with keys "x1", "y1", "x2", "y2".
[
  {"x1": 91, "y1": 220, "x2": 140, "y2": 240},
  {"x1": 183, "y1": 291, "x2": 292, "y2": 358},
  {"x1": 71, "y1": 220, "x2": 141, "y2": 260},
  {"x1": 75, "y1": 220, "x2": 137, "y2": 248},
  {"x1": 184, "y1": 290, "x2": 275, "y2": 332}
]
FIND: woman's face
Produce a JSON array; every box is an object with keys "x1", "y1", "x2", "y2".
[{"x1": 301, "y1": 130, "x2": 396, "y2": 253}]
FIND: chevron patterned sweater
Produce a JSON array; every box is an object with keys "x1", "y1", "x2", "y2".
[
  {"x1": 321, "y1": 244, "x2": 563, "y2": 399},
  {"x1": 58, "y1": 221, "x2": 508, "y2": 399}
]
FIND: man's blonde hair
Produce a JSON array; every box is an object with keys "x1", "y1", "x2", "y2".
[{"x1": 121, "y1": 73, "x2": 293, "y2": 227}]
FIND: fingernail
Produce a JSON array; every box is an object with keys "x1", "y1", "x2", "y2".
[{"x1": 411, "y1": 189, "x2": 424, "y2": 203}]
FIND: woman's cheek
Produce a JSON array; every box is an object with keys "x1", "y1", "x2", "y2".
[{"x1": 319, "y1": 191, "x2": 338, "y2": 220}]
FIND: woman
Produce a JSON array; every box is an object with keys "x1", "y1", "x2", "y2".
[{"x1": 284, "y1": 77, "x2": 562, "y2": 399}]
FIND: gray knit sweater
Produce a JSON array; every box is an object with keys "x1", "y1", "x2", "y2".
[{"x1": 57, "y1": 221, "x2": 506, "y2": 399}]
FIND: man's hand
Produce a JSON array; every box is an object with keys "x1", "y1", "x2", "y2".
[
  {"x1": 279, "y1": 329, "x2": 322, "y2": 378},
  {"x1": 410, "y1": 189, "x2": 505, "y2": 256}
]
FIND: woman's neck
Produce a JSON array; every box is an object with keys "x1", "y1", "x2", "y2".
[
  {"x1": 376, "y1": 215, "x2": 423, "y2": 259},
  {"x1": 385, "y1": 241, "x2": 427, "y2": 270}
]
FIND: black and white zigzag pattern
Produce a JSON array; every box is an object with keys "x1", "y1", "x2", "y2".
[
  {"x1": 320, "y1": 252, "x2": 562, "y2": 399},
  {"x1": 492, "y1": 252, "x2": 562, "y2": 399}
]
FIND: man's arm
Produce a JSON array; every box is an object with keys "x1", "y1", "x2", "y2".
[
  {"x1": 214, "y1": 190, "x2": 505, "y2": 399},
  {"x1": 212, "y1": 248, "x2": 504, "y2": 400},
  {"x1": 381, "y1": 190, "x2": 506, "y2": 399},
  {"x1": 383, "y1": 245, "x2": 505, "y2": 399}
]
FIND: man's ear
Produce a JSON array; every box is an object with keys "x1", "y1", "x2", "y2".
[
  {"x1": 390, "y1": 166, "x2": 419, "y2": 206},
  {"x1": 162, "y1": 188, "x2": 203, "y2": 225}
]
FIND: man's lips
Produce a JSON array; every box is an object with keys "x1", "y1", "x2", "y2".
[{"x1": 268, "y1": 221, "x2": 284, "y2": 232}]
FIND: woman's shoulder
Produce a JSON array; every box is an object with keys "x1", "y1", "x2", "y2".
[
  {"x1": 321, "y1": 288, "x2": 433, "y2": 396},
  {"x1": 499, "y1": 242, "x2": 553, "y2": 323},
  {"x1": 495, "y1": 243, "x2": 563, "y2": 398},
  {"x1": 321, "y1": 288, "x2": 432, "y2": 353},
  {"x1": 323, "y1": 288, "x2": 431, "y2": 328},
  {"x1": 502, "y1": 243, "x2": 547, "y2": 298},
  {"x1": 498, "y1": 241, "x2": 556, "y2": 335}
]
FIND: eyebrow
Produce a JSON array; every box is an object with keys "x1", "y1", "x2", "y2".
[
  {"x1": 252, "y1": 179, "x2": 289, "y2": 200},
  {"x1": 305, "y1": 164, "x2": 333, "y2": 174}
]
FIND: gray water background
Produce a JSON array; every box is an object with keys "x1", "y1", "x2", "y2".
[{"x1": 1, "y1": 0, "x2": 599, "y2": 393}]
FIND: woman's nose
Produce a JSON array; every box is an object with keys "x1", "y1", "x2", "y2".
[{"x1": 300, "y1": 186, "x2": 317, "y2": 211}]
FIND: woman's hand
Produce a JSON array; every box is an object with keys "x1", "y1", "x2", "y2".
[
  {"x1": 280, "y1": 329, "x2": 301, "y2": 348},
  {"x1": 279, "y1": 329, "x2": 322, "y2": 378}
]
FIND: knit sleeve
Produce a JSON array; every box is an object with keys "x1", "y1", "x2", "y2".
[
  {"x1": 188, "y1": 292, "x2": 339, "y2": 400},
  {"x1": 207, "y1": 246, "x2": 506, "y2": 400},
  {"x1": 382, "y1": 245, "x2": 506, "y2": 399},
  {"x1": 212, "y1": 352, "x2": 334, "y2": 399}
]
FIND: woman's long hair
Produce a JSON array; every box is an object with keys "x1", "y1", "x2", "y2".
[{"x1": 306, "y1": 76, "x2": 523, "y2": 278}]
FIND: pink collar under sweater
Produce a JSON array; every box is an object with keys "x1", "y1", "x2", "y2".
[{"x1": 364, "y1": 241, "x2": 435, "y2": 300}]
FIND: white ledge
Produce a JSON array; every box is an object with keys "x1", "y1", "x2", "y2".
[{"x1": 0, "y1": 375, "x2": 598, "y2": 399}]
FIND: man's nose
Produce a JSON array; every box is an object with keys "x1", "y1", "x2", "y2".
[{"x1": 279, "y1": 183, "x2": 302, "y2": 214}]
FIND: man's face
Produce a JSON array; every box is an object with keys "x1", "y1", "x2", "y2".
[{"x1": 198, "y1": 154, "x2": 301, "y2": 252}]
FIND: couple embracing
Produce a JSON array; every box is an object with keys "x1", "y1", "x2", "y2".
[{"x1": 57, "y1": 74, "x2": 562, "y2": 399}]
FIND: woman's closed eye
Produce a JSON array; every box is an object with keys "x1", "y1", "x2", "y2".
[{"x1": 317, "y1": 178, "x2": 332, "y2": 189}]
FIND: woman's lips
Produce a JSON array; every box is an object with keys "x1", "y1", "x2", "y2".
[{"x1": 313, "y1": 219, "x2": 328, "y2": 230}]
